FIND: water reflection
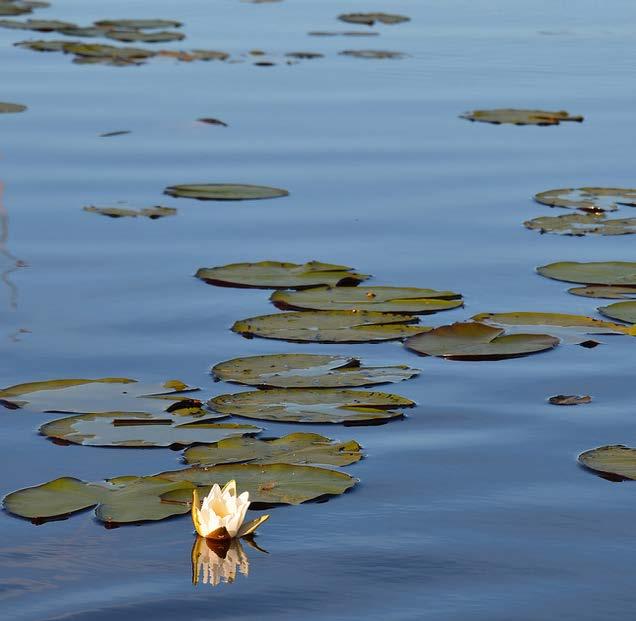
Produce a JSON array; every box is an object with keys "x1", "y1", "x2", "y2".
[
  {"x1": 191, "y1": 537, "x2": 261, "y2": 587},
  {"x1": 0, "y1": 180, "x2": 27, "y2": 313}
]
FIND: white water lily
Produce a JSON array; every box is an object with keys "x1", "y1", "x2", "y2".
[{"x1": 191, "y1": 480, "x2": 269, "y2": 540}]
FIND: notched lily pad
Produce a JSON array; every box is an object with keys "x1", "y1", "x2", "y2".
[
  {"x1": 524, "y1": 213, "x2": 636, "y2": 236},
  {"x1": 232, "y1": 310, "x2": 430, "y2": 343},
  {"x1": 83, "y1": 205, "x2": 176, "y2": 219},
  {"x1": 195, "y1": 261, "x2": 369, "y2": 289},
  {"x1": 598, "y1": 301, "x2": 636, "y2": 324},
  {"x1": 460, "y1": 109, "x2": 583, "y2": 126},
  {"x1": 534, "y1": 187, "x2": 636, "y2": 213},
  {"x1": 339, "y1": 50, "x2": 405, "y2": 59},
  {"x1": 338, "y1": 13, "x2": 410, "y2": 26},
  {"x1": 184, "y1": 432, "x2": 363, "y2": 466},
  {"x1": 0, "y1": 101, "x2": 26, "y2": 113},
  {"x1": 405, "y1": 321, "x2": 559, "y2": 360},
  {"x1": 164, "y1": 184, "x2": 288, "y2": 201},
  {"x1": 578, "y1": 445, "x2": 636, "y2": 481},
  {"x1": 537, "y1": 262, "x2": 636, "y2": 286},
  {"x1": 568, "y1": 285, "x2": 636, "y2": 299},
  {"x1": 549, "y1": 394, "x2": 592, "y2": 406},
  {"x1": 212, "y1": 353, "x2": 419, "y2": 388},
  {"x1": 271, "y1": 285, "x2": 463, "y2": 314},
  {"x1": 209, "y1": 388, "x2": 414, "y2": 425}
]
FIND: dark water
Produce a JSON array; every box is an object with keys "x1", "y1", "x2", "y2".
[{"x1": 1, "y1": 1, "x2": 635, "y2": 619}]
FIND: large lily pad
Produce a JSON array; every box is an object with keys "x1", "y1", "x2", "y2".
[
  {"x1": 0, "y1": 377, "x2": 199, "y2": 414},
  {"x1": 183, "y1": 432, "x2": 363, "y2": 467},
  {"x1": 208, "y1": 388, "x2": 413, "y2": 425},
  {"x1": 578, "y1": 445, "x2": 636, "y2": 480},
  {"x1": 83, "y1": 205, "x2": 176, "y2": 219},
  {"x1": 524, "y1": 213, "x2": 636, "y2": 236},
  {"x1": 534, "y1": 187, "x2": 636, "y2": 213},
  {"x1": 16, "y1": 39, "x2": 156, "y2": 65},
  {"x1": 0, "y1": 18, "x2": 75, "y2": 31},
  {"x1": 537, "y1": 262, "x2": 636, "y2": 286},
  {"x1": 598, "y1": 301, "x2": 636, "y2": 324},
  {"x1": 460, "y1": 109, "x2": 584, "y2": 126},
  {"x1": 164, "y1": 184, "x2": 288, "y2": 201},
  {"x1": 270, "y1": 285, "x2": 463, "y2": 314},
  {"x1": 338, "y1": 13, "x2": 410, "y2": 26},
  {"x1": 195, "y1": 261, "x2": 369, "y2": 289},
  {"x1": 212, "y1": 353, "x2": 419, "y2": 388},
  {"x1": 0, "y1": 101, "x2": 26, "y2": 113},
  {"x1": 232, "y1": 310, "x2": 430, "y2": 343},
  {"x1": 404, "y1": 321, "x2": 559, "y2": 360},
  {"x1": 568, "y1": 285, "x2": 636, "y2": 299},
  {"x1": 40, "y1": 411, "x2": 261, "y2": 448}
]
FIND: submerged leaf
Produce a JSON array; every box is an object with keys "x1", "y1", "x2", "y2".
[
  {"x1": 537, "y1": 261, "x2": 636, "y2": 286},
  {"x1": 534, "y1": 187, "x2": 636, "y2": 213},
  {"x1": 524, "y1": 213, "x2": 636, "y2": 236},
  {"x1": 578, "y1": 445, "x2": 636, "y2": 480},
  {"x1": 598, "y1": 301, "x2": 636, "y2": 324},
  {"x1": 460, "y1": 109, "x2": 584, "y2": 126},
  {"x1": 164, "y1": 183, "x2": 288, "y2": 201},
  {"x1": 212, "y1": 353, "x2": 419, "y2": 388},
  {"x1": 568, "y1": 285, "x2": 636, "y2": 299},
  {"x1": 338, "y1": 13, "x2": 410, "y2": 26}
]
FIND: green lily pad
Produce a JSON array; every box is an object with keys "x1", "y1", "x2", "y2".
[
  {"x1": 338, "y1": 13, "x2": 410, "y2": 26},
  {"x1": 339, "y1": 50, "x2": 405, "y2": 59},
  {"x1": 183, "y1": 432, "x2": 363, "y2": 466},
  {"x1": 164, "y1": 184, "x2": 288, "y2": 201},
  {"x1": 271, "y1": 285, "x2": 463, "y2": 314},
  {"x1": 0, "y1": 18, "x2": 76, "y2": 31},
  {"x1": 0, "y1": 101, "x2": 26, "y2": 113},
  {"x1": 157, "y1": 49, "x2": 229, "y2": 62},
  {"x1": 83, "y1": 205, "x2": 176, "y2": 219},
  {"x1": 404, "y1": 321, "x2": 559, "y2": 360},
  {"x1": 105, "y1": 30, "x2": 185, "y2": 43},
  {"x1": 534, "y1": 187, "x2": 636, "y2": 213},
  {"x1": 578, "y1": 445, "x2": 636, "y2": 480},
  {"x1": 195, "y1": 261, "x2": 369, "y2": 289},
  {"x1": 598, "y1": 301, "x2": 636, "y2": 324},
  {"x1": 232, "y1": 310, "x2": 430, "y2": 343},
  {"x1": 0, "y1": 1, "x2": 48, "y2": 16},
  {"x1": 568, "y1": 285, "x2": 636, "y2": 299},
  {"x1": 537, "y1": 261, "x2": 636, "y2": 286},
  {"x1": 40, "y1": 411, "x2": 261, "y2": 448},
  {"x1": 93, "y1": 19, "x2": 182, "y2": 30},
  {"x1": 0, "y1": 377, "x2": 199, "y2": 414},
  {"x1": 212, "y1": 353, "x2": 419, "y2": 388},
  {"x1": 208, "y1": 388, "x2": 414, "y2": 425},
  {"x1": 57, "y1": 26, "x2": 104, "y2": 37},
  {"x1": 524, "y1": 213, "x2": 636, "y2": 236},
  {"x1": 460, "y1": 109, "x2": 584, "y2": 126}
]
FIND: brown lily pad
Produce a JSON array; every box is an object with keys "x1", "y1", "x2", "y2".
[{"x1": 460, "y1": 109, "x2": 584, "y2": 126}]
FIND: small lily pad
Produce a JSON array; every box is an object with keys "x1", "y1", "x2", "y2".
[
  {"x1": 105, "y1": 29, "x2": 185, "y2": 43},
  {"x1": 0, "y1": 18, "x2": 76, "y2": 31},
  {"x1": 405, "y1": 321, "x2": 559, "y2": 360},
  {"x1": 549, "y1": 394, "x2": 592, "y2": 406},
  {"x1": 537, "y1": 262, "x2": 636, "y2": 286},
  {"x1": 338, "y1": 13, "x2": 410, "y2": 26},
  {"x1": 195, "y1": 261, "x2": 369, "y2": 289},
  {"x1": 534, "y1": 187, "x2": 636, "y2": 213},
  {"x1": 212, "y1": 353, "x2": 419, "y2": 388},
  {"x1": 232, "y1": 310, "x2": 430, "y2": 343},
  {"x1": 164, "y1": 183, "x2": 288, "y2": 201},
  {"x1": 40, "y1": 411, "x2": 260, "y2": 448},
  {"x1": 208, "y1": 388, "x2": 413, "y2": 425},
  {"x1": 308, "y1": 31, "x2": 379, "y2": 37},
  {"x1": 198, "y1": 117, "x2": 228, "y2": 126},
  {"x1": 184, "y1": 432, "x2": 363, "y2": 466},
  {"x1": 271, "y1": 285, "x2": 463, "y2": 314},
  {"x1": 460, "y1": 109, "x2": 584, "y2": 126},
  {"x1": 524, "y1": 213, "x2": 636, "y2": 236},
  {"x1": 83, "y1": 205, "x2": 176, "y2": 219},
  {"x1": 0, "y1": 101, "x2": 26, "y2": 113},
  {"x1": 99, "y1": 130, "x2": 131, "y2": 137},
  {"x1": 578, "y1": 445, "x2": 636, "y2": 480},
  {"x1": 598, "y1": 301, "x2": 636, "y2": 324},
  {"x1": 93, "y1": 19, "x2": 182, "y2": 30},
  {"x1": 339, "y1": 50, "x2": 405, "y2": 59},
  {"x1": 568, "y1": 285, "x2": 636, "y2": 299}
]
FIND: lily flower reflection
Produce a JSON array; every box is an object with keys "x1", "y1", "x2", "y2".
[{"x1": 191, "y1": 536, "x2": 261, "y2": 586}]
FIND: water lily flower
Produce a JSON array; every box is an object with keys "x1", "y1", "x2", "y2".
[{"x1": 191, "y1": 480, "x2": 269, "y2": 540}]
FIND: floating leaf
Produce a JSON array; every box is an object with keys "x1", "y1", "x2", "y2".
[
  {"x1": 233, "y1": 310, "x2": 430, "y2": 343},
  {"x1": 534, "y1": 187, "x2": 636, "y2": 213},
  {"x1": 157, "y1": 49, "x2": 229, "y2": 62},
  {"x1": 197, "y1": 117, "x2": 228, "y2": 126},
  {"x1": 93, "y1": 19, "x2": 182, "y2": 30},
  {"x1": 16, "y1": 39, "x2": 156, "y2": 65},
  {"x1": 83, "y1": 205, "x2": 176, "y2": 219},
  {"x1": 0, "y1": 101, "x2": 26, "y2": 113},
  {"x1": 0, "y1": 18, "x2": 76, "y2": 31},
  {"x1": 285, "y1": 51, "x2": 323, "y2": 59},
  {"x1": 537, "y1": 262, "x2": 636, "y2": 286},
  {"x1": 0, "y1": 1, "x2": 49, "y2": 17},
  {"x1": 195, "y1": 261, "x2": 369, "y2": 289},
  {"x1": 404, "y1": 321, "x2": 559, "y2": 360},
  {"x1": 105, "y1": 29, "x2": 185, "y2": 43},
  {"x1": 524, "y1": 213, "x2": 636, "y2": 236},
  {"x1": 99, "y1": 130, "x2": 131, "y2": 137},
  {"x1": 549, "y1": 394, "x2": 591, "y2": 406},
  {"x1": 460, "y1": 109, "x2": 584, "y2": 126},
  {"x1": 164, "y1": 183, "x2": 288, "y2": 201},
  {"x1": 308, "y1": 31, "x2": 379, "y2": 37},
  {"x1": 40, "y1": 411, "x2": 261, "y2": 448},
  {"x1": 598, "y1": 301, "x2": 636, "y2": 324},
  {"x1": 568, "y1": 285, "x2": 636, "y2": 299},
  {"x1": 578, "y1": 445, "x2": 636, "y2": 480},
  {"x1": 208, "y1": 388, "x2": 413, "y2": 425},
  {"x1": 339, "y1": 49, "x2": 405, "y2": 59},
  {"x1": 212, "y1": 353, "x2": 419, "y2": 388},
  {"x1": 184, "y1": 432, "x2": 363, "y2": 467},
  {"x1": 338, "y1": 13, "x2": 410, "y2": 26},
  {"x1": 271, "y1": 285, "x2": 462, "y2": 314}
]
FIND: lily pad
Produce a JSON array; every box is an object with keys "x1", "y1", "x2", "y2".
[
  {"x1": 0, "y1": 18, "x2": 76, "y2": 31},
  {"x1": 83, "y1": 205, "x2": 176, "y2": 219},
  {"x1": 404, "y1": 321, "x2": 559, "y2": 360},
  {"x1": 164, "y1": 184, "x2": 288, "y2": 201},
  {"x1": 578, "y1": 445, "x2": 636, "y2": 480},
  {"x1": 105, "y1": 29, "x2": 185, "y2": 43},
  {"x1": 308, "y1": 31, "x2": 379, "y2": 37},
  {"x1": 271, "y1": 285, "x2": 463, "y2": 314},
  {"x1": 460, "y1": 109, "x2": 584, "y2": 126},
  {"x1": 212, "y1": 353, "x2": 419, "y2": 388},
  {"x1": 195, "y1": 261, "x2": 369, "y2": 289},
  {"x1": 0, "y1": 377, "x2": 199, "y2": 414},
  {"x1": 524, "y1": 213, "x2": 636, "y2": 236},
  {"x1": 534, "y1": 187, "x2": 636, "y2": 213},
  {"x1": 40, "y1": 411, "x2": 261, "y2": 448},
  {"x1": 0, "y1": 101, "x2": 26, "y2": 113},
  {"x1": 232, "y1": 310, "x2": 430, "y2": 343},
  {"x1": 339, "y1": 50, "x2": 405, "y2": 59},
  {"x1": 549, "y1": 394, "x2": 591, "y2": 406},
  {"x1": 184, "y1": 432, "x2": 363, "y2": 466},
  {"x1": 568, "y1": 285, "x2": 636, "y2": 299},
  {"x1": 99, "y1": 130, "x2": 131, "y2": 137},
  {"x1": 598, "y1": 301, "x2": 636, "y2": 324},
  {"x1": 0, "y1": 1, "x2": 48, "y2": 16},
  {"x1": 537, "y1": 262, "x2": 636, "y2": 286},
  {"x1": 338, "y1": 13, "x2": 410, "y2": 26},
  {"x1": 198, "y1": 117, "x2": 228, "y2": 127},
  {"x1": 93, "y1": 19, "x2": 182, "y2": 30},
  {"x1": 208, "y1": 388, "x2": 414, "y2": 425}
]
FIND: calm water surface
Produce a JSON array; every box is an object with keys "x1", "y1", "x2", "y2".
[{"x1": 1, "y1": 1, "x2": 635, "y2": 619}]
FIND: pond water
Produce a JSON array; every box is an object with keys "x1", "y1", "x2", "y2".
[{"x1": 1, "y1": 1, "x2": 635, "y2": 619}]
